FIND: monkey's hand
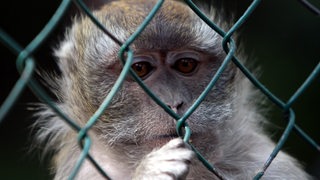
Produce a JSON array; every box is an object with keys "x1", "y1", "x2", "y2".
[{"x1": 132, "y1": 138, "x2": 195, "y2": 180}]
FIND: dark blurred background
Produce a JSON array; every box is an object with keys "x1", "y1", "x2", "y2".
[{"x1": 0, "y1": 0, "x2": 319, "y2": 179}]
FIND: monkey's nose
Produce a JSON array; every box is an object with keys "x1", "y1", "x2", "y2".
[{"x1": 167, "y1": 102, "x2": 183, "y2": 114}]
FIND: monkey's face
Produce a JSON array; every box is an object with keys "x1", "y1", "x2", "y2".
[{"x1": 57, "y1": 0, "x2": 236, "y2": 151}]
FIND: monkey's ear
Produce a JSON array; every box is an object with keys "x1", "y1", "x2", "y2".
[{"x1": 54, "y1": 38, "x2": 77, "y2": 76}]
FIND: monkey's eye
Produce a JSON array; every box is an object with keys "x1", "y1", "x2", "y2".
[
  {"x1": 131, "y1": 62, "x2": 153, "y2": 78},
  {"x1": 174, "y1": 58, "x2": 198, "y2": 74}
]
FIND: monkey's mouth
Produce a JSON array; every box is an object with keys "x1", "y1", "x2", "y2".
[
  {"x1": 145, "y1": 131, "x2": 201, "y2": 147},
  {"x1": 156, "y1": 134, "x2": 180, "y2": 139},
  {"x1": 144, "y1": 134, "x2": 179, "y2": 147}
]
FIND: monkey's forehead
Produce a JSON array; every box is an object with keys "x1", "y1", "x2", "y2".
[
  {"x1": 60, "y1": 0, "x2": 223, "y2": 68},
  {"x1": 99, "y1": 0, "x2": 191, "y2": 26},
  {"x1": 88, "y1": 0, "x2": 221, "y2": 49}
]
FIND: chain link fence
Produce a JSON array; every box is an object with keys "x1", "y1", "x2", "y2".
[{"x1": 0, "y1": 0, "x2": 319, "y2": 179}]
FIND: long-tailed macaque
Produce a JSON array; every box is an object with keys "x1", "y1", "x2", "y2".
[{"x1": 34, "y1": 0, "x2": 311, "y2": 179}]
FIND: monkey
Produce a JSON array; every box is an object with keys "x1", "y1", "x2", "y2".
[{"x1": 33, "y1": 0, "x2": 312, "y2": 179}]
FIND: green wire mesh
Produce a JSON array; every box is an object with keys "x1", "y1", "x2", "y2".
[{"x1": 0, "y1": 0, "x2": 319, "y2": 179}]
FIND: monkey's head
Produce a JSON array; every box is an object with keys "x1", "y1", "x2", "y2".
[{"x1": 55, "y1": 0, "x2": 237, "y2": 153}]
